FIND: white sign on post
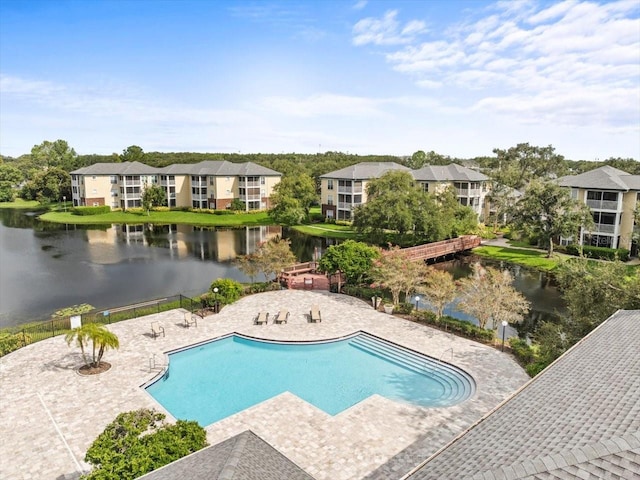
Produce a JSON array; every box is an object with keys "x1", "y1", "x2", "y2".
[{"x1": 70, "y1": 314, "x2": 82, "y2": 329}]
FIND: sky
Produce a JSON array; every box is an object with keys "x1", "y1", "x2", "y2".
[{"x1": 1, "y1": 0, "x2": 639, "y2": 161}]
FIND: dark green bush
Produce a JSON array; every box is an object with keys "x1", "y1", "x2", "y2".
[
  {"x1": 565, "y1": 244, "x2": 629, "y2": 261},
  {"x1": 213, "y1": 209, "x2": 235, "y2": 215},
  {"x1": 343, "y1": 284, "x2": 384, "y2": 301},
  {"x1": 71, "y1": 206, "x2": 111, "y2": 216},
  {"x1": 396, "y1": 302, "x2": 414, "y2": 314},
  {"x1": 525, "y1": 360, "x2": 549, "y2": 377},
  {"x1": 0, "y1": 332, "x2": 26, "y2": 356},
  {"x1": 244, "y1": 281, "x2": 280, "y2": 294},
  {"x1": 414, "y1": 311, "x2": 494, "y2": 342},
  {"x1": 509, "y1": 337, "x2": 535, "y2": 364},
  {"x1": 209, "y1": 278, "x2": 244, "y2": 304}
]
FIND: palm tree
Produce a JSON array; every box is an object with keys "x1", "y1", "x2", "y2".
[{"x1": 66, "y1": 323, "x2": 119, "y2": 368}]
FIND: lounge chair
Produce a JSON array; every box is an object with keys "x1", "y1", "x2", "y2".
[
  {"x1": 151, "y1": 321, "x2": 165, "y2": 339},
  {"x1": 254, "y1": 311, "x2": 269, "y2": 325},
  {"x1": 184, "y1": 311, "x2": 197, "y2": 328},
  {"x1": 274, "y1": 309, "x2": 289, "y2": 324},
  {"x1": 310, "y1": 305, "x2": 321, "y2": 323}
]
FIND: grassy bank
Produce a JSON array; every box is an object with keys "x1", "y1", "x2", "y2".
[
  {"x1": 39, "y1": 210, "x2": 275, "y2": 226},
  {"x1": 472, "y1": 245, "x2": 563, "y2": 271},
  {"x1": 0, "y1": 199, "x2": 42, "y2": 209},
  {"x1": 292, "y1": 223, "x2": 360, "y2": 240}
]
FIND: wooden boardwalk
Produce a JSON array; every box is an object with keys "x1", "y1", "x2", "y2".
[{"x1": 280, "y1": 236, "x2": 481, "y2": 291}]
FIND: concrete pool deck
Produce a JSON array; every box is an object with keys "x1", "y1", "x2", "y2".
[{"x1": 0, "y1": 290, "x2": 530, "y2": 480}]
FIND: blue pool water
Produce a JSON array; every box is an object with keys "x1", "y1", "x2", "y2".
[{"x1": 145, "y1": 333, "x2": 475, "y2": 426}]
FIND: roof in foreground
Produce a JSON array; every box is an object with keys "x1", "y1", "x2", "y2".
[
  {"x1": 557, "y1": 165, "x2": 640, "y2": 191},
  {"x1": 411, "y1": 164, "x2": 489, "y2": 182},
  {"x1": 406, "y1": 309, "x2": 640, "y2": 480},
  {"x1": 319, "y1": 162, "x2": 410, "y2": 179},
  {"x1": 139, "y1": 430, "x2": 315, "y2": 480}
]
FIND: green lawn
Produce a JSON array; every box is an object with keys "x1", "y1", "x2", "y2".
[
  {"x1": 0, "y1": 199, "x2": 42, "y2": 209},
  {"x1": 472, "y1": 245, "x2": 564, "y2": 271},
  {"x1": 39, "y1": 210, "x2": 275, "y2": 226},
  {"x1": 292, "y1": 223, "x2": 360, "y2": 240}
]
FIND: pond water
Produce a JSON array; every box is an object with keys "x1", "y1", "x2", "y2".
[{"x1": 0, "y1": 208, "x2": 564, "y2": 330}]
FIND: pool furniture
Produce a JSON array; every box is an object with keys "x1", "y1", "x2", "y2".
[
  {"x1": 151, "y1": 321, "x2": 165, "y2": 339},
  {"x1": 183, "y1": 312, "x2": 198, "y2": 328},
  {"x1": 254, "y1": 311, "x2": 269, "y2": 325},
  {"x1": 310, "y1": 305, "x2": 321, "y2": 323},
  {"x1": 274, "y1": 309, "x2": 289, "y2": 324}
]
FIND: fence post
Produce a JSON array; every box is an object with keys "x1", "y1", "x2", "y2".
[
  {"x1": 179, "y1": 294, "x2": 183, "y2": 309},
  {"x1": 51, "y1": 320, "x2": 55, "y2": 338},
  {"x1": 22, "y1": 330, "x2": 27, "y2": 347}
]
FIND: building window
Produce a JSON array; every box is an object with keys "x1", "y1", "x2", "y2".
[
  {"x1": 327, "y1": 179, "x2": 334, "y2": 190},
  {"x1": 260, "y1": 177, "x2": 265, "y2": 185},
  {"x1": 110, "y1": 175, "x2": 117, "y2": 184},
  {"x1": 210, "y1": 177, "x2": 215, "y2": 185},
  {"x1": 327, "y1": 195, "x2": 333, "y2": 206}
]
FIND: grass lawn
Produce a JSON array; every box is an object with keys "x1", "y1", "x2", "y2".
[
  {"x1": 472, "y1": 245, "x2": 564, "y2": 271},
  {"x1": 292, "y1": 223, "x2": 360, "y2": 240},
  {"x1": 39, "y1": 210, "x2": 275, "y2": 226},
  {"x1": 0, "y1": 199, "x2": 42, "y2": 209}
]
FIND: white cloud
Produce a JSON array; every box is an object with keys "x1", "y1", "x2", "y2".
[
  {"x1": 352, "y1": 0, "x2": 640, "y2": 134},
  {"x1": 261, "y1": 93, "x2": 385, "y2": 117},
  {"x1": 353, "y1": 0, "x2": 367, "y2": 11},
  {"x1": 352, "y1": 10, "x2": 427, "y2": 46}
]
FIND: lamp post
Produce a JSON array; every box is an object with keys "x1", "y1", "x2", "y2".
[
  {"x1": 501, "y1": 320, "x2": 508, "y2": 352},
  {"x1": 414, "y1": 295, "x2": 420, "y2": 311},
  {"x1": 63, "y1": 196, "x2": 66, "y2": 212},
  {"x1": 213, "y1": 287, "x2": 219, "y2": 313}
]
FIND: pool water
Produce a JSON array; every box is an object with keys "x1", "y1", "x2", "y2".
[{"x1": 145, "y1": 333, "x2": 474, "y2": 426}]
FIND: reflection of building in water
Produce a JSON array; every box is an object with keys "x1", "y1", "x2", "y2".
[
  {"x1": 83, "y1": 224, "x2": 282, "y2": 263},
  {"x1": 186, "y1": 226, "x2": 282, "y2": 261}
]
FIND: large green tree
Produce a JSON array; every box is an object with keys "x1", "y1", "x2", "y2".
[
  {"x1": 0, "y1": 164, "x2": 23, "y2": 202},
  {"x1": 83, "y1": 409, "x2": 207, "y2": 480},
  {"x1": 491, "y1": 143, "x2": 567, "y2": 190},
  {"x1": 253, "y1": 237, "x2": 297, "y2": 281},
  {"x1": 21, "y1": 167, "x2": 71, "y2": 203},
  {"x1": 268, "y1": 173, "x2": 317, "y2": 224},
  {"x1": 120, "y1": 145, "x2": 146, "y2": 163},
  {"x1": 513, "y1": 180, "x2": 594, "y2": 257},
  {"x1": 418, "y1": 268, "x2": 457, "y2": 320},
  {"x1": 30, "y1": 139, "x2": 78, "y2": 171},
  {"x1": 317, "y1": 240, "x2": 380, "y2": 289}
]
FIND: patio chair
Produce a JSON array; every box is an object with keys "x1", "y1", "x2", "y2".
[
  {"x1": 151, "y1": 321, "x2": 165, "y2": 339},
  {"x1": 310, "y1": 305, "x2": 322, "y2": 323},
  {"x1": 254, "y1": 311, "x2": 269, "y2": 325},
  {"x1": 184, "y1": 311, "x2": 197, "y2": 328},
  {"x1": 274, "y1": 309, "x2": 289, "y2": 324}
]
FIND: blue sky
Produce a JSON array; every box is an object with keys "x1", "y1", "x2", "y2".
[{"x1": 1, "y1": 0, "x2": 639, "y2": 160}]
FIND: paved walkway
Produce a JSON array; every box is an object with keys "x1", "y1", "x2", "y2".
[{"x1": 0, "y1": 290, "x2": 529, "y2": 480}]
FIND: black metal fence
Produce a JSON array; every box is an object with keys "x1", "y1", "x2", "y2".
[{"x1": 0, "y1": 294, "x2": 201, "y2": 357}]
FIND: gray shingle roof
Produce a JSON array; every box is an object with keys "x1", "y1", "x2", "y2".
[
  {"x1": 411, "y1": 164, "x2": 489, "y2": 182},
  {"x1": 139, "y1": 430, "x2": 315, "y2": 480},
  {"x1": 406, "y1": 309, "x2": 640, "y2": 480},
  {"x1": 159, "y1": 160, "x2": 280, "y2": 176},
  {"x1": 319, "y1": 162, "x2": 410, "y2": 179},
  {"x1": 71, "y1": 161, "x2": 281, "y2": 177},
  {"x1": 557, "y1": 166, "x2": 640, "y2": 191},
  {"x1": 70, "y1": 161, "x2": 159, "y2": 175}
]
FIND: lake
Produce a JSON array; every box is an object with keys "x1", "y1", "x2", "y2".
[{"x1": 0, "y1": 208, "x2": 564, "y2": 329}]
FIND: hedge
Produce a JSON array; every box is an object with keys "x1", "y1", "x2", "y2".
[
  {"x1": 565, "y1": 244, "x2": 629, "y2": 261},
  {"x1": 72, "y1": 205, "x2": 111, "y2": 215},
  {"x1": 414, "y1": 310, "x2": 495, "y2": 343}
]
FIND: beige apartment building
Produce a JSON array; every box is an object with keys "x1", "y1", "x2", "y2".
[
  {"x1": 558, "y1": 165, "x2": 640, "y2": 254},
  {"x1": 71, "y1": 160, "x2": 281, "y2": 211},
  {"x1": 319, "y1": 161, "x2": 490, "y2": 220},
  {"x1": 319, "y1": 162, "x2": 411, "y2": 220}
]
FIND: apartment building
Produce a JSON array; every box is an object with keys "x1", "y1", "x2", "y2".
[
  {"x1": 319, "y1": 162, "x2": 410, "y2": 220},
  {"x1": 71, "y1": 160, "x2": 281, "y2": 211},
  {"x1": 557, "y1": 165, "x2": 640, "y2": 253},
  {"x1": 412, "y1": 164, "x2": 490, "y2": 218},
  {"x1": 319, "y1": 162, "x2": 489, "y2": 220}
]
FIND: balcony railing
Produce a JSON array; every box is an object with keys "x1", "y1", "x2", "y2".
[
  {"x1": 337, "y1": 186, "x2": 363, "y2": 194},
  {"x1": 456, "y1": 188, "x2": 482, "y2": 197},
  {"x1": 586, "y1": 199, "x2": 619, "y2": 210},
  {"x1": 241, "y1": 194, "x2": 261, "y2": 201},
  {"x1": 338, "y1": 202, "x2": 355, "y2": 209},
  {"x1": 591, "y1": 223, "x2": 616, "y2": 234}
]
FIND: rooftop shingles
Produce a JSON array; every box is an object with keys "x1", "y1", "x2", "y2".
[
  {"x1": 407, "y1": 310, "x2": 640, "y2": 480},
  {"x1": 411, "y1": 164, "x2": 489, "y2": 182},
  {"x1": 71, "y1": 160, "x2": 281, "y2": 177},
  {"x1": 319, "y1": 162, "x2": 410, "y2": 180},
  {"x1": 557, "y1": 166, "x2": 640, "y2": 191}
]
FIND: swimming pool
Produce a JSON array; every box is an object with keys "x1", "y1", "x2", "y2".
[{"x1": 144, "y1": 332, "x2": 475, "y2": 426}]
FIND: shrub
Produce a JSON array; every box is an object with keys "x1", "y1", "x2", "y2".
[
  {"x1": 209, "y1": 278, "x2": 244, "y2": 304},
  {"x1": 213, "y1": 209, "x2": 234, "y2": 215},
  {"x1": 83, "y1": 409, "x2": 207, "y2": 480},
  {"x1": 152, "y1": 206, "x2": 171, "y2": 212},
  {"x1": 126, "y1": 207, "x2": 144, "y2": 214},
  {"x1": 396, "y1": 302, "x2": 414, "y2": 314},
  {"x1": 244, "y1": 281, "x2": 280, "y2": 294},
  {"x1": 71, "y1": 206, "x2": 111, "y2": 216},
  {"x1": 565, "y1": 244, "x2": 629, "y2": 261},
  {"x1": 414, "y1": 311, "x2": 494, "y2": 342},
  {"x1": 509, "y1": 337, "x2": 535, "y2": 365},
  {"x1": 0, "y1": 332, "x2": 27, "y2": 356}
]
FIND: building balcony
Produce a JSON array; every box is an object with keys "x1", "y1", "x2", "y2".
[
  {"x1": 338, "y1": 186, "x2": 363, "y2": 194},
  {"x1": 589, "y1": 223, "x2": 616, "y2": 234},
  {"x1": 586, "y1": 199, "x2": 619, "y2": 210}
]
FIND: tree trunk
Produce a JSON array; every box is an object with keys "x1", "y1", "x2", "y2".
[{"x1": 547, "y1": 238, "x2": 554, "y2": 258}]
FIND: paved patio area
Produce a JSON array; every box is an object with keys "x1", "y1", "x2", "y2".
[{"x1": 0, "y1": 290, "x2": 530, "y2": 480}]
